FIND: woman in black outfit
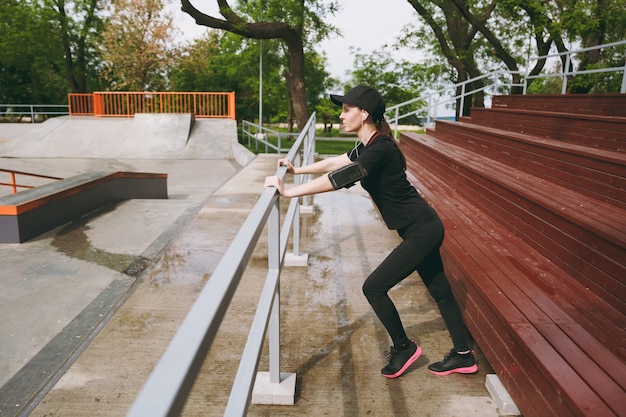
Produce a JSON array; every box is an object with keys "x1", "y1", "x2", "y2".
[{"x1": 264, "y1": 85, "x2": 478, "y2": 378}]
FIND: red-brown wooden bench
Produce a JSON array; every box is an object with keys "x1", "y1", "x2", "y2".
[{"x1": 398, "y1": 94, "x2": 626, "y2": 417}]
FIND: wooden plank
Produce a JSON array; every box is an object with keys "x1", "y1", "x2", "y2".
[
  {"x1": 512, "y1": 323, "x2": 618, "y2": 417},
  {"x1": 404, "y1": 145, "x2": 626, "y2": 358},
  {"x1": 406, "y1": 164, "x2": 623, "y2": 416},
  {"x1": 560, "y1": 323, "x2": 626, "y2": 390},
  {"x1": 400, "y1": 98, "x2": 626, "y2": 416},
  {"x1": 443, "y1": 224, "x2": 581, "y2": 416},
  {"x1": 441, "y1": 247, "x2": 560, "y2": 416},
  {"x1": 430, "y1": 140, "x2": 626, "y2": 208},
  {"x1": 430, "y1": 120, "x2": 626, "y2": 206},
  {"x1": 535, "y1": 323, "x2": 626, "y2": 415},
  {"x1": 403, "y1": 135, "x2": 626, "y2": 310},
  {"x1": 467, "y1": 108, "x2": 626, "y2": 150},
  {"x1": 492, "y1": 94, "x2": 626, "y2": 117}
]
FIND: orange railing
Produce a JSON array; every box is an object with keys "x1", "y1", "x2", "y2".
[
  {"x1": 0, "y1": 169, "x2": 63, "y2": 194},
  {"x1": 67, "y1": 93, "x2": 94, "y2": 115},
  {"x1": 68, "y1": 92, "x2": 236, "y2": 119}
]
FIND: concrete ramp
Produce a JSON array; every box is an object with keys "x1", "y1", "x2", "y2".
[
  {"x1": 0, "y1": 115, "x2": 251, "y2": 162},
  {"x1": 122, "y1": 113, "x2": 193, "y2": 158},
  {"x1": 181, "y1": 118, "x2": 237, "y2": 159},
  {"x1": 1, "y1": 116, "x2": 132, "y2": 158}
]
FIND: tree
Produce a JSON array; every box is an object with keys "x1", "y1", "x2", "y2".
[
  {"x1": 0, "y1": 0, "x2": 104, "y2": 103},
  {"x1": 46, "y1": 0, "x2": 104, "y2": 92},
  {"x1": 405, "y1": 0, "x2": 490, "y2": 117},
  {"x1": 170, "y1": 28, "x2": 332, "y2": 125},
  {"x1": 179, "y1": 0, "x2": 338, "y2": 131},
  {"x1": 346, "y1": 48, "x2": 442, "y2": 125},
  {"x1": 404, "y1": 0, "x2": 626, "y2": 109},
  {"x1": 170, "y1": 31, "x2": 288, "y2": 122},
  {"x1": 100, "y1": 0, "x2": 181, "y2": 90}
]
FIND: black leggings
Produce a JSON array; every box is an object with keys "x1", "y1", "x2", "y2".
[{"x1": 362, "y1": 206, "x2": 470, "y2": 352}]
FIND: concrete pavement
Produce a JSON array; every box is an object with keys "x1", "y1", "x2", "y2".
[{"x1": 0, "y1": 118, "x2": 503, "y2": 416}]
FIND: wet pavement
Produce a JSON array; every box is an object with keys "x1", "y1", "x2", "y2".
[{"x1": 1, "y1": 147, "x2": 501, "y2": 416}]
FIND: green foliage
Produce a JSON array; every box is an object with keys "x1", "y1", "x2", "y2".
[
  {"x1": 100, "y1": 0, "x2": 181, "y2": 91},
  {"x1": 0, "y1": 0, "x2": 106, "y2": 103},
  {"x1": 0, "y1": 1, "x2": 67, "y2": 103},
  {"x1": 3, "y1": 0, "x2": 624, "y2": 113},
  {"x1": 343, "y1": 48, "x2": 435, "y2": 124},
  {"x1": 170, "y1": 31, "x2": 288, "y2": 122},
  {"x1": 170, "y1": 0, "x2": 336, "y2": 124}
]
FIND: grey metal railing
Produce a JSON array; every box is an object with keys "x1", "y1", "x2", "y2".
[
  {"x1": 0, "y1": 104, "x2": 69, "y2": 122},
  {"x1": 241, "y1": 121, "x2": 300, "y2": 154},
  {"x1": 387, "y1": 39, "x2": 626, "y2": 136},
  {"x1": 127, "y1": 113, "x2": 316, "y2": 417}
]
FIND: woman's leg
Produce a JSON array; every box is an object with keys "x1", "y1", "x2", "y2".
[
  {"x1": 416, "y1": 249, "x2": 471, "y2": 353},
  {"x1": 362, "y1": 241, "x2": 420, "y2": 347},
  {"x1": 362, "y1": 211, "x2": 443, "y2": 348}
]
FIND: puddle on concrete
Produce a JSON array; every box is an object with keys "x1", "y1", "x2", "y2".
[
  {"x1": 51, "y1": 203, "x2": 149, "y2": 277},
  {"x1": 207, "y1": 193, "x2": 260, "y2": 208},
  {"x1": 145, "y1": 248, "x2": 186, "y2": 287},
  {"x1": 116, "y1": 309, "x2": 157, "y2": 332}
]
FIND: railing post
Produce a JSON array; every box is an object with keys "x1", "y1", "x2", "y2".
[
  {"x1": 427, "y1": 94, "x2": 432, "y2": 126},
  {"x1": 285, "y1": 114, "x2": 313, "y2": 267},
  {"x1": 562, "y1": 53, "x2": 571, "y2": 94},
  {"x1": 10, "y1": 172, "x2": 17, "y2": 194},
  {"x1": 229, "y1": 91, "x2": 236, "y2": 120},
  {"x1": 394, "y1": 106, "x2": 399, "y2": 139},
  {"x1": 457, "y1": 81, "x2": 467, "y2": 120},
  {"x1": 621, "y1": 62, "x2": 626, "y2": 94},
  {"x1": 268, "y1": 196, "x2": 281, "y2": 383},
  {"x1": 523, "y1": 66, "x2": 529, "y2": 94},
  {"x1": 493, "y1": 72, "x2": 499, "y2": 96}
]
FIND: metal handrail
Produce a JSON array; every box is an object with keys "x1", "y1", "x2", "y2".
[
  {"x1": 241, "y1": 121, "x2": 300, "y2": 154},
  {"x1": 68, "y1": 91, "x2": 237, "y2": 119},
  {"x1": 387, "y1": 39, "x2": 626, "y2": 136},
  {"x1": 127, "y1": 113, "x2": 316, "y2": 417},
  {"x1": 0, "y1": 168, "x2": 63, "y2": 194},
  {"x1": 0, "y1": 104, "x2": 69, "y2": 122}
]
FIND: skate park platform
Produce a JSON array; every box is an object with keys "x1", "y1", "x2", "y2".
[{"x1": 0, "y1": 116, "x2": 503, "y2": 417}]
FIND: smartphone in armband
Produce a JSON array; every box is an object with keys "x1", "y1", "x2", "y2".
[{"x1": 328, "y1": 162, "x2": 368, "y2": 190}]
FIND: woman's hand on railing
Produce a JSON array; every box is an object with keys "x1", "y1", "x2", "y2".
[
  {"x1": 264, "y1": 176, "x2": 285, "y2": 196},
  {"x1": 277, "y1": 158, "x2": 295, "y2": 174}
]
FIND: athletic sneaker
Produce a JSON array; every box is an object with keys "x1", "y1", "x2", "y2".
[
  {"x1": 428, "y1": 349, "x2": 479, "y2": 376},
  {"x1": 381, "y1": 340, "x2": 422, "y2": 378}
]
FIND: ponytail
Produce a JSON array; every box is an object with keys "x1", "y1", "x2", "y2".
[
  {"x1": 376, "y1": 118, "x2": 407, "y2": 170},
  {"x1": 376, "y1": 118, "x2": 393, "y2": 138}
]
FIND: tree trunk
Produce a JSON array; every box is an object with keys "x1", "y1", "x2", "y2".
[{"x1": 181, "y1": 0, "x2": 310, "y2": 130}]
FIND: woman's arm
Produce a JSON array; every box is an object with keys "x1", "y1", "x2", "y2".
[
  {"x1": 279, "y1": 153, "x2": 352, "y2": 175},
  {"x1": 264, "y1": 173, "x2": 335, "y2": 198},
  {"x1": 266, "y1": 153, "x2": 356, "y2": 198}
]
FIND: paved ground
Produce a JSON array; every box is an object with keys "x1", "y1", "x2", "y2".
[{"x1": 0, "y1": 119, "x2": 503, "y2": 417}]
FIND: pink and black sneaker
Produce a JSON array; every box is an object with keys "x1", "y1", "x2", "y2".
[
  {"x1": 428, "y1": 349, "x2": 478, "y2": 376},
  {"x1": 381, "y1": 340, "x2": 422, "y2": 378}
]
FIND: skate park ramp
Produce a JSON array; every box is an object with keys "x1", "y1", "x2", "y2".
[{"x1": 0, "y1": 114, "x2": 253, "y2": 163}]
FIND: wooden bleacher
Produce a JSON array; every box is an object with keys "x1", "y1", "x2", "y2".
[{"x1": 398, "y1": 94, "x2": 626, "y2": 417}]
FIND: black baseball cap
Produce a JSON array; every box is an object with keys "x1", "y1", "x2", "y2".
[{"x1": 330, "y1": 85, "x2": 386, "y2": 122}]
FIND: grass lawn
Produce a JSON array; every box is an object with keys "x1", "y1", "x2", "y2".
[{"x1": 241, "y1": 126, "x2": 425, "y2": 155}]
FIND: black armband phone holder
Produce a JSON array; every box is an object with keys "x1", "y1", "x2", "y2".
[{"x1": 328, "y1": 162, "x2": 368, "y2": 190}]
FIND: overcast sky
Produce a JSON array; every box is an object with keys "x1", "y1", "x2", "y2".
[{"x1": 171, "y1": 0, "x2": 424, "y2": 80}]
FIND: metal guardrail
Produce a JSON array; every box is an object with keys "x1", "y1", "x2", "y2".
[
  {"x1": 68, "y1": 91, "x2": 237, "y2": 119},
  {"x1": 127, "y1": 113, "x2": 317, "y2": 417},
  {"x1": 241, "y1": 121, "x2": 300, "y2": 153},
  {"x1": 2, "y1": 92, "x2": 237, "y2": 122},
  {"x1": 387, "y1": 39, "x2": 626, "y2": 136},
  {"x1": 0, "y1": 169, "x2": 63, "y2": 194},
  {"x1": 0, "y1": 104, "x2": 69, "y2": 122}
]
